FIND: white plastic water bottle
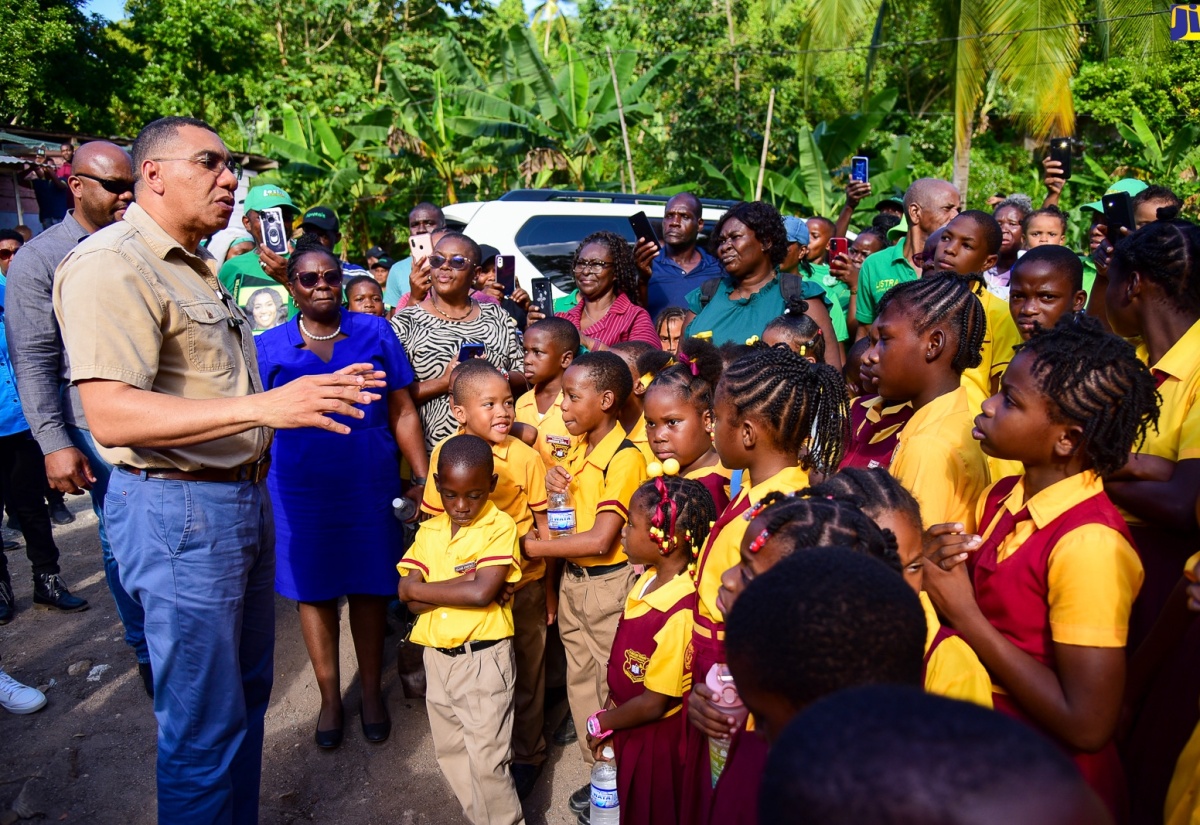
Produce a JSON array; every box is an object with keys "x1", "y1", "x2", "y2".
[
  {"x1": 547, "y1": 489, "x2": 577, "y2": 538},
  {"x1": 589, "y1": 745, "x2": 619, "y2": 824}
]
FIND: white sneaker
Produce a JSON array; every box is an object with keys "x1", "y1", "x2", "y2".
[{"x1": 0, "y1": 668, "x2": 47, "y2": 714}]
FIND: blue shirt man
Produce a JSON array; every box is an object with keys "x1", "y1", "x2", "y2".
[{"x1": 640, "y1": 192, "x2": 725, "y2": 319}]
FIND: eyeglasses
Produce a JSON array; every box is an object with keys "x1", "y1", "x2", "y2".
[
  {"x1": 290, "y1": 269, "x2": 343, "y2": 289},
  {"x1": 573, "y1": 259, "x2": 612, "y2": 272},
  {"x1": 152, "y1": 153, "x2": 243, "y2": 180},
  {"x1": 428, "y1": 254, "x2": 474, "y2": 271},
  {"x1": 0, "y1": 248, "x2": 16, "y2": 260},
  {"x1": 73, "y1": 172, "x2": 135, "y2": 195},
  {"x1": 846, "y1": 246, "x2": 869, "y2": 260}
]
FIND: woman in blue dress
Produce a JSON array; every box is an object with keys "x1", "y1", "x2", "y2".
[{"x1": 256, "y1": 236, "x2": 429, "y2": 749}]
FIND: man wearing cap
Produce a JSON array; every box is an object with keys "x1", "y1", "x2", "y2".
[
  {"x1": 299, "y1": 205, "x2": 367, "y2": 275},
  {"x1": 365, "y1": 245, "x2": 386, "y2": 268},
  {"x1": 369, "y1": 256, "x2": 393, "y2": 290},
  {"x1": 635, "y1": 192, "x2": 724, "y2": 319},
  {"x1": 218, "y1": 183, "x2": 299, "y2": 319}
]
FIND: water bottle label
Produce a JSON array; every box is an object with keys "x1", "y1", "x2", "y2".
[
  {"x1": 548, "y1": 508, "x2": 576, "y2": 532},
  {"x1": 590, "y1": 784, "x2": 619, "y2": 809}
]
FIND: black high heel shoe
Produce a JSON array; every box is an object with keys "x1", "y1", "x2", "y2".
[
  {"x1": 361, "y1": 706, "x2": 391, "y2": 744},
  {"x1": 315, "y1": 708, "x2": 344, "y2": 750}
]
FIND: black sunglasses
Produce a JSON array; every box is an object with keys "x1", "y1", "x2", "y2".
[
  {"x1": 291, "y1": 270, "x2": 343, "y2": 289},
  {"x1": 428, "y1": 253, "x2": 474, "y2": 271},
  {"x1": 73, "y1": 172, "x2": 135, "y2": 195}
]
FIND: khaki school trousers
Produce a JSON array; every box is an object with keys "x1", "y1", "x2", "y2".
[{"x1": 511, "y1": 580, "x2": 548, "y2": 766}]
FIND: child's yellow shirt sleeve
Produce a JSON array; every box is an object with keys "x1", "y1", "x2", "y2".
[{"x1": 643, "y1": 608, "x2": 693, "y2": 698}]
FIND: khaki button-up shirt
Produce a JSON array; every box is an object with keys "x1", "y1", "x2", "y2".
[{"x1": 52, "y1": 203, "x2": 270, "y2": 471}]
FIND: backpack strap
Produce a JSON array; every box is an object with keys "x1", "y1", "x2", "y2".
[
  {"x1": 698, "y1": 277, "x2": 721, "y2": 309},
  {"x1": 601, "y1": 439, "x2": 640, "y2": 481}
]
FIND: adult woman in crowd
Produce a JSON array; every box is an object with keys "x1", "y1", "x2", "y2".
[
  {"x1": 685, "y1": 200, "x2": 842, "y2": 366},
  {"x1": 256, "y1": 235, "x2": 430, "y2": 749},
  {"x1": 391, "y1": 231, "x2": 527, "y2": 452},
  {"x1": 986, "y1": 195, "x2": 1032, "y2": 299},
  {"x1": 544, "y1": 230, "x2": 659, "y2": 350}
]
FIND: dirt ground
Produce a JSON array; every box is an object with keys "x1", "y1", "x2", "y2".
[{"x1": 0, "y1": 496, "x2": 589, "y2": 824}]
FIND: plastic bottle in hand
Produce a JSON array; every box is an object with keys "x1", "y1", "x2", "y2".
[
  {"x1": 392, "y1": 496, "x2": 417, "y2": 523},
  {"x1": 706, "y1": 663, "x2": 749, "y2": 788},
  {"x1": 589, "y1": 745, "x2": 619, "y2": 824},
  {"x1": 547, "y1": 489, "x2": 576, "y2": 538}
]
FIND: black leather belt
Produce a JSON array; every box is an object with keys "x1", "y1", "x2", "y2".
[
  {"x1": 122, "y1": 457, "x2": 270, "y2": 484},
  {"x1": 566, "y1": 561, "x2": 629, "y2": 577},
  {"x1": 432, "y1": 638, "x2": 504, "y2": 657}
]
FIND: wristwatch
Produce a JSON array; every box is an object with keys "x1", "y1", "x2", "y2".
[
  {"x1": 587, "y1": 711, "x2": 612, "y2": 740},
  {"x1": 411, "y1": 476, "x2": 427, "y2": 486}
]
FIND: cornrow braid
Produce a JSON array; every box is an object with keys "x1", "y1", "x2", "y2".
[
  {"x1": 573, "y1": 230, "x2": 641, "y2": 304},
  {"x1": 631, "y1": 476, "x2": 717, "y2": 577},
  {"x1": 647, "y1": 337, "x2": 723, "y2": 414},
  {"x1": 718, "y1": 346, "x2": 849, "y2": 472},
  {"x1": 876, "y1": 274, "x2": 986, "y2": 374},
  {"x1": 764, "y1": 298, "x2": 825, "y2": 363},
  {"x1": 805, "y1": 467, "x2": 923, "y2": 534},
  {"x1": 744, "y1": 493, "x2": 899, "y2": 572},
  {"x1": 1113, "y1": 220, "x2": 1200, "y2": 315},
  {"x1": 1016, "y1": 315, "x2": 1160, "y2": 477}
]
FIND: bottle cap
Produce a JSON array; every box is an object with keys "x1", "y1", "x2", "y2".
[{"x1": 601, "y1": 745, "x2": 615, "y2": 760}]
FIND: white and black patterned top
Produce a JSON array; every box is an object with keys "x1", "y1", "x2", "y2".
[{"x1": 390, "y1": 301, "x2": 525, "y2": 453}]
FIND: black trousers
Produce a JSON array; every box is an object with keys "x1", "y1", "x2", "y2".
[{"x1": 0, "y1": 430, "x2": 60, "y2": 580}]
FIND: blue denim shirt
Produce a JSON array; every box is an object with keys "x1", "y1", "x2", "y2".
[{"x1": 0, "y1": 279, "x2": 31, "y2": 437}]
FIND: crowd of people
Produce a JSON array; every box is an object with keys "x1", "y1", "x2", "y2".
[{"x1": 1, "y1": 113, "x2": 1199, "y2": 825}]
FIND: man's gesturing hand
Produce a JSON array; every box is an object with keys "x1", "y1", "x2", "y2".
[{"x1": 258, "y1": 363, "x2": 386, "y2": 433}]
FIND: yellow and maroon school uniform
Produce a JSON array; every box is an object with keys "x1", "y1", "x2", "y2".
[
  {"x1": 919, "y1": 591, "x2": 993, "y2": 708},
  {"x1": 839, "y1": 395, "x2": 913, "y2": 470},
  {"x1": 605, "y1": 570, "x2": 694, "y2": 825},
  {"x1": 681, "y1": 465, "x2": 810, "y2": 825},
  {"x1": 685, "y1": 461, "x2": 732, "y2": 515},
  {"x1": 970, "y1": 472, "x2": 1143, "y2": 821}
]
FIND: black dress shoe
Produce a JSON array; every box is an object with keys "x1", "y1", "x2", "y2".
[
  {"x1": 138, "y1": 662, "x2": 154, "y2": 698},
  {"x1": 315, "y1": 712, "x2": 344, "y2": 750},
  {"x1": 568, "y1": 783, "x2": 591, "y2": 814},
  {"x1": 553, "y1": 712, "x2": 578, "y2": 746},
  {"x1": 512, "y1": 762, "x2": 542, "y2": 800},
  {"x1": 32, "y1": 574, "x2": 88, "y2": 612},
  {"x1": 0, "y1": 577, "x2": 14, "y2": 625},
  {"x1": 362, "y1": 707, "x2": 391, "y2": 743},
  {"x1": 48, "y1": 500, "x2": 75, "y2": 526}
]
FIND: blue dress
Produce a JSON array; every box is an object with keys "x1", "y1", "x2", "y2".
[{"x1": 256, "y1": 310, "x2": 415, "y2": 601}]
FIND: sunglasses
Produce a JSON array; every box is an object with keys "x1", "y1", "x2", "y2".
[
  {"x1": 73, "y1": 173, "x2": 135, "y2": 195},
  {"x1": 0, "y1": 248, "x2": 15, "y2": 260},
  {"x1": 428, "y1": 254, "x2": 474, "y2": 271},
  {"x1": 290, "y1": 270, "x2": 343, "y2": 289}
]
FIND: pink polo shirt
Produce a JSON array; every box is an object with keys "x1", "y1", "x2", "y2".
[{"x1": 558, "y1": 292, "x2": 659, "y2": 348}]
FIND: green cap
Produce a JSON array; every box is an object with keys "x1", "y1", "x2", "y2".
[
  {"x1": 887, "y1": 215, "x2": 908, "y2": 242},
  {"x1": 1080, "y1": 178, "x2": 1148, "y2": 215},
  {"x1": 243, "y1": 184, "x2": 295, "y2": 213}
]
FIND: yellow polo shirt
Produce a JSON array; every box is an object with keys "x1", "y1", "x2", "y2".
[
  {"x1": 423, "y1": 432, "x2": 548, "y2": 585},
  {"x1": 516, "y1": 389, "x2": 577, "y2": 470},
  {"x1": 890, "y1": 386, "x2": 991, "y2": 532},
  {"x1": 976, "y1": 471, "x2": 1143, "y2": 648},
  {"x1": 562, "y1": 423, "x2": 648, "y2": 566},
  {"x1": 697, "y1": 465, "x2": 810, "y2": 625},
  {"x1": 920, "y1": 591, "x2": 993, "y2": 708},
  {"x1": 397, "y1": 502, "x2": 522, "y2": 648},
  {"x1": 619, "y1": 570, "x2": 696, "y2": 711},
  {"x1": 1166, "y1": 551, "x2": 1200, "y2": 825},
  {"x1": 961, "y1": 284, "x2": 1023, "y2": 407},
  {"x1": 626, "y1": 415, "x2": 657, "y2": 465}
]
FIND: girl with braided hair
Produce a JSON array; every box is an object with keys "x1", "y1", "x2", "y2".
[
  {"x1": 554, "y1": 230, "x2": 660, "y2": 350},
  {"x1": 864, "y1": 273, "x2": 994, "y2": 531},
  {"x1": 924, "y1": 315, "x2": 1158, "y2": 820},
  {"x1": 681, "y1": 345, "x2": 848, "y2": 825},
  {"x1": 762, "y1": 297, "x2": 827, "y2": 363},
  {"x1": 584, "y1": 476, "x2": 714, "y2": 825},
  {"x1": 806, "y1": 468, "x2": 993, "y2": 709}
]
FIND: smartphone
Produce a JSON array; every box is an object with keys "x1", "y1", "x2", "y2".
[
  {"x1": 828, "y1": 237, "x2": 848, "y2": 259},
  {"x1": 628, "y1": 211, "x2": 659, "y2": 246},
  {"x1": 1049, "y1": 137, "x2": 1072, "y2": 180},
  {"x1": 409, "y1": 232, "x2": 433, "y2": 264},
  {"x1": 495, "y1": 255, "x2": 516, "y2": 295},
  {"x1": 532, "y1": 277, "x2": 553, "y2": 314},
  {"x1": 851, "y1": 156, "x2": 869, "y2": 183},
  {"x1": 259, "y1": 206, "x2": 290, "y2": 255},
  {"x1": 1102, "y1": 191, "x2": 1135, "y2": 243},
  {"x1": 457, "y1": 342, "x2": 485, "y2": 362}
]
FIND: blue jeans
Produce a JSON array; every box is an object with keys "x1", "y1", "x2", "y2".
[
  {"x1": 106, "y1": 468, "x2": 275, "y2": 825},
  {"x1": 67, "y1": 425, "x2": 148, "y2": 663}
]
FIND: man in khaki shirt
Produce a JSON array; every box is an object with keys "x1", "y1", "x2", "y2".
[{"x1": 53, "y1": 116, "x2": 384, "y2": 825}]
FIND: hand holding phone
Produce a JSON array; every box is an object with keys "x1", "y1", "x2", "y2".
[
  {"x1": 827, "y1": 237, "x2": 848, "y2": 259},
  {"x1": 851, "y1": 156, "x2": 869, "y2": 183},
  {"x1": 495, "y1": 255, "x2": 516, "y2": 295},
  {"x1": 259, "y1": 207, "x2": 290, "y2": 256},
  {"x1": 410, "y1": 233, "x2": 433, "y2": 264},
  {"x1": 628, "y1": 212, "x2": 659, "y2": 247},
  {"x1": 531, "y1": 278, "x2": 553, "y2": 316},
  {"x1": 457, "y1": 343, "x2": 485, "y2": 362},
  {"x1": 1102, "y1": 191, "x2": 1135, "y2": 244},
  {"x1": 1048, "y1": 138, "x2": 1072, "y2": 181}
]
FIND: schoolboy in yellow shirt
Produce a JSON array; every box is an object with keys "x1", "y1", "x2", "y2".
[
  {"x1": 422, "y1": 360, "x2": 552, "y2": 794},
  {"x1": 610, "y1": 340, "x2": 660, "y2": 465},
  {"x1": 524, "y1": 351, "x2": 648, "y2": 779},
  {"x1": 516, "y1": 317, "x2": 579, "y2": 469},
  {"x1": 399, "y1": 435, "x2": 525, "y2": 825}
]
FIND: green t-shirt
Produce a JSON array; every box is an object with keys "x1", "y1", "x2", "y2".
[
  {"x1": 1081, "y1": 254, "x2": 1098, "y2": 301},
  {"x1": 685, "y1": 273, "x2": 844, "y2": 346},
  {"x1": 807, "y1": 262, "x2": 851, "y2": 316},
  {"x1": 855, "y1": 243, "x2": 919, "y2": 325},
  {"x1": 218, "y1": 251, "x2": 297, "y2": 333}
]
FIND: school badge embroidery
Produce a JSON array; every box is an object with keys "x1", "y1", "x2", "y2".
[
  {"x1": 624, "y1": 650, "x2": 650, "y2": 683},
  {"x1": 683, "y1": 640, "x2": 694, "y2": 673}
]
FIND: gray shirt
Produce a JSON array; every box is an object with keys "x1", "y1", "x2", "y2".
[{"x1": 4, "y1": 210, "x2": 91, "y2": 454}]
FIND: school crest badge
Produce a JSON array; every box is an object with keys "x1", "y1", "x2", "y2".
[
  {"x1": 624, "y1": 650, "x2": 650, "y2": 683},
  {"x1": 683, "y1": 640, "x2": 694, "y2": 673}
]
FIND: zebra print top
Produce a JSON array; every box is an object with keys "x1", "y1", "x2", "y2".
[{"x1": 390, "y1": 301, "x2": 525, "y2": 453}]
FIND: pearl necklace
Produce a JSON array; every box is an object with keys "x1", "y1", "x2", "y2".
[{"x1": 299, "y1": 317, "x2": 341, "y2": 341}]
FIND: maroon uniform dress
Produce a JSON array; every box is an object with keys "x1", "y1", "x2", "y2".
[
  {"x1": 605, "y1": 571, "x2": 696, "y2": 825},
  {"x1": 839, "y1": 396, "x2": 914, "y2": 470},
  {"x1": 970, "y1": 475, "x2": 1135, "y2": 822}
]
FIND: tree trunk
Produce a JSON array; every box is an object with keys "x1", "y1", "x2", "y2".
[{"x1": 952, "y1": 126, "x2": 972, "y2": 202}]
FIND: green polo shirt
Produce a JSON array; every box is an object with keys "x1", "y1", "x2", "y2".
[
  {"x1": 855, "y1": 243, "x2": 918, "y2": 325},
  {"x1": 217, "y1": 251, "x2": 298, "y2": 329},
  {"x1": 685, "y1": 274, "x2": 845, "y2": 346},
  {"x1": 1081, "y1": 254, "x2": 1097, "y2": 301},
  {"x1": 808, "y1": 262, "x2": 851, "y2": 316}
]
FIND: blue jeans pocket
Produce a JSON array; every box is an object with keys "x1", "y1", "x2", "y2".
[{"x1": 159, "y1": 481, "x2": 195, "y2": 557}]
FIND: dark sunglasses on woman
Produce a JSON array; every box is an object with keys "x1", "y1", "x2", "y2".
[
  {"x1": 291, "y1": 270, "x2": 344, "y2": 289},
  {"x1": 427, "y1": 254, "x2": 473, "y2": 271}
]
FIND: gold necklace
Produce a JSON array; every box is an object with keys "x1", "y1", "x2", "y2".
[
  {"x1": 430, "y1": 292, "x2": 474, "y2": 321},
  {"x1": 582, "y1": 299, "x2": 614, "y2": 326}
]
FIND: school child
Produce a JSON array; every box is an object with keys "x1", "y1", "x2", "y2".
[
  {"x1": 1023, "y1": 206, "x2": 1068, "y2": 249},
  {"x1": 680, "y1": 346, "x2": 848, "y2": 825},
  {"x1": 516, "y1": 317, "x2": 579, "y2": 470},
  {"x1": 1007, "y1": 245, "x2": 1087, "y2": 341},
  {"x1": 841, "y1": 335, "x2": 871, "y2": 398},
  {"x1": 642, "y1": 337, "x2": 731, "y2": 513},
  {"x1": 923, "y1": 317, "x2": 1158, "y2": 820},
  {"x1": 863, "y1": 275, "x2": 992, "y2": 529},
  {"x1": 344, "y1": 274, "x2": 386, "y2": 317},
  {"x1": 421, "y1": 360, "x2": 552, "y2": 797},
  {"x1": 583, "y1": 477, "x2": 715, "y2": 825},
  {"x1": 609, "y1": 340, "x2": 660, "y2": 465},
  {"x1": 655, "y1": 306, "x2": 687, "y2": 353},
  {"x1": 839, "y1": 391, "x2": 913, "y2": 472},
  {"x1": 807, "y1": 468, "x2": 993, "y2": 708},
  {"x1": 397, "y1": 435, "x2": 525, "y2": 825},
  {"x1": 761, "y1": 298, "x2": 826, "y2": 363},
  {"x1": 932, "y1": 210, "x2": 1024, "y2": 405},
  {"x1": 1101, "y1": 220, "x2": 1200, "y2": 823},
  {"x1": 522, "y1": 352, "x2": 648, "y2": 813},
  {"x1": 1132, "y1": 185, "x2": 1183, "y2": 229}
]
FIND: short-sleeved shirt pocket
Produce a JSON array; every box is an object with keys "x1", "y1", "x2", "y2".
[{"x1": 178, "y1": 300, "x2": 236, "y2": 373}]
